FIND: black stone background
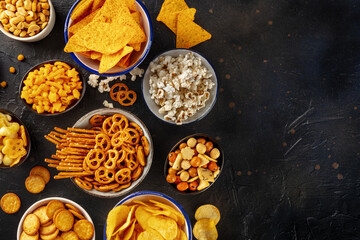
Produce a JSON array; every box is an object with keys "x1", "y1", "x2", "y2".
[{"x1": 1, "y1": 0, "x2": 360, "y2": 239}]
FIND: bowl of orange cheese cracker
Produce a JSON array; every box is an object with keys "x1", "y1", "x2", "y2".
[
  {"x1": 64, "y1": 0, "x2": 153, "y2": 76},
  {"x1": 17, "y1": 197, "x2": 95, "y2": 240}
]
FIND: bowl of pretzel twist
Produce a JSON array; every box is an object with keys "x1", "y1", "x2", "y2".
[{"x1": 44, "y1": 108, "x2": 153, "y2": 198}]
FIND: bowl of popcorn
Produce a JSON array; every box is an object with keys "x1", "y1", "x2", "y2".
[
  {"x1": 17, "y1": 197, "x2": 95, "y2": 240},
  {"x1": 64, "y1": 0, "x2": 153, "y2": 76},
  {"x1": 164, "y1": 134, "x2": 224, "y2": 194},
  {"x1": 0, "y1": 0, "x2": 56, "y2": 42},
  {"x1": 20, "y1": 60, "x2": 86, "y2": 116},
  {"x1": 142, "y1": 49, "x2": 218, "y2": 125},
  {"x1": 0, "y1": 109, "x2": 31, "y2": 168}
]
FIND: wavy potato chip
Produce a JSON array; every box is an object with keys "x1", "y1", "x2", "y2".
[
  {"x1": 106, "y1": 205, "x2": 130, "y2": 239},
  {"x1": 195, "y1": 204, "x2": 220, "y2": 225},
  {"x1": 148, "y1": 215, "x2": 178, "y2": 240},
  {"x1": 193, "y1": 219, "x2": 218, "y2": 240},
  {"x1": 134, "y1": 206, "x2": 153, "y2": 230},
  {"x1": 113, "y1": 205, "x2": 137, "y2": 236},
  {"x1": 138, "y1": 228, "x2": 165, "y2": 240},
  {"x1": 149, "y1": 200, "x2": 185, "y2": 227}
]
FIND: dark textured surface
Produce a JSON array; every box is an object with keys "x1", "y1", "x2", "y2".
[{"x1": 1, "y1": 0, "x2": 360, "y2": 239}]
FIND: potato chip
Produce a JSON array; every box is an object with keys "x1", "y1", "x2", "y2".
[
  {"x1": 176, "y1": 11, "x2": 211, "y2": 49},
  {"x1": 180, "y1": 229, "x2": 187, "y2": 240},
  {"x1": 193, "y1": 219, "x2": 218, "y2": 240},
  {"x1": 99, "y1": 46, "x2": 133, "y2": 73},
  {"x1": 112, "y1": 205, "x2": 137, "y2": 236},
  {"x1": 134, "y1": 206, "x2": 153, "y2": 230},
  {"x1": 137, "y1": 228, "x2": 165, "y2": 240},
  {"x1": 195, "y1": 204, "x2": 220, "y2": 225},
  {"x1": 69, "y1": 9, "x2": 100, "y2": 35},
  {"x1": 71, "y1": 0, "x2": 94, "y2": 21},
  {"x1": 123, "y1": 219, "x2": 136, "y2": 240},
  {"x1": 106, "y1": 205, "x2": 130, "y2": 239},
  {"x1": 157, "y1": 0, "x2": 189, "y2": 33},
  {"x1": 149, "y1": 200, "x2": 185, "y2": 227},
  {"x1": 148, "y1": 215, "x2": 178, "y2": 240}
]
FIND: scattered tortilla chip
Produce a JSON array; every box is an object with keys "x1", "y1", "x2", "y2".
[
  {"x1": 99, "y1": 46, "x2": 133, "y2": 73},
  {"x1": 176, "y1": 11, "x2": 211, "y2": 49},
  {"x1": 166, "y1": 7, "x2": 196, "y2": 34},
  {"x1": 69, "y1": 9, "x2": 100, "y2": 35},
  {"x1": 157, "y1": 0, "x2": 189, "y2": 26},
  {"x1": 71, "y1": 0, "x2": 94, "y2": 21}
]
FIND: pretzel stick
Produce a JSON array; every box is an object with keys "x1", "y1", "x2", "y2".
[
  {"x1": 44, "y1": 158, "x2": 61, "y2": 164},
  {"x1": 56, "y1": 166, "x2": 84, "y2": 171},
  {"x1": 45, "y1": 135, "x2": 59, "y2": 145},
  {"x1": 50, "y1": 131, "x2": 67, "y2": 139},
  {"x1": 63, "y1": 159, "x2": 84, "y2": 163},
  {"x1": 53, "y1": 127, "x2": 67, "y2": 134},
  {"x1": 68, "y1": 143, "x2": 95, "y2": 149},
  {"x1": 66, "y1": 132, "x2": 97, "y2": 139},
  {"x1": 67, "y1": 128, "x2": 101, "y2": 134}
]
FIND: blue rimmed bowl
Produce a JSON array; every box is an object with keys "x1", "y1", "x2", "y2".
[
  {"x1": 103, "y1": 191, "x2": 192, "y2": 240},
  {"x1": 142, "y1": 49, "x2": 218, "y2": 125},
  {"x1": 64, "y1": 0, "x2": 153, "y2": 77}
]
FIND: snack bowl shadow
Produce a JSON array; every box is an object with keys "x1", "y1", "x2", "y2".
[
  {"x1": 70, "y1": 108, "x2": 153, "y2": 198},
  {"x1": 0, "y1": 109, "x2": 31, "y2": 168},
  {"x1": 19, "y1": 59, "x2": 86, "y2": 116},
  {"x1": 142, "y1": 48, "x2": 218, "y2": 125},
  {"x1": 103, "y1": 191, "x2": 192, "y2": 240},
  {"x1": 17, "y1": 197, "x2": 95, "y2": 240},
  {"x1": 64, "y1": 0, "x2": 153, "y2": 77},
  {"x1": 164, "y1": 133, "x2": 224, "y2": 195},
  {"x1": 0, "y1": 0, "x2": 56, "y2": 42}
]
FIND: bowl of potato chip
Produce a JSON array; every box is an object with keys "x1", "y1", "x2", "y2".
[
  {"x1": 64, "y1": 0, "x2": 153, "y2": 76},
  {"x1": 17, "y1": 197, "x2": 95, "y2": 240},
  {"x1": 0, "y1": 109, "x2": 30, "y2": 168},
  {"x1": 20, "y1": 60, "x2": 86, "y2": 115},
  {"x1": 164, "y1": 133, "x2": 224, "y2": 194},
  {"x1": 104, "y1": 191, "x2": 192, "y2": 240}
]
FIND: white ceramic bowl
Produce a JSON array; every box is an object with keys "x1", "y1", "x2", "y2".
[
  {"x1": 17, "y1": 197, "x2": 95, "y2": 240},
  {"x1": 103, "y1": 191, "x2": 192, "y2": 240},
  {"x1": 0, "y1": 0, "x2": 56, "y2": 42},
  {"x1": 64, "y1": 0, "x2": 153, "y2": 77},
  {"x1": 142, "y1": 49, "x2": 218, "y2": 125},
  {"x1": 71, "y1": 108, "x2": 153, "y2": 198}
]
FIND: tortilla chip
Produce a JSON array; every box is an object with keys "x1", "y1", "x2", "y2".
[
  {"x1": 128, "y1": 42, "x2": 141, "y2": 51},
  {"x1": 131, "y1": 11, "x2": 141, "y2": 25},
  {"x1": 157, "y1": 0, "x2": 189, "y2": 23},
  {"x1": 176, "y1": 11, "x2": 211, "y2": 48},
  {"x1": 166, "y1": 7, "x2": 196, "y2": 34},
  {"x1": 99, "y1": 46, "x2": 133, "y2": 73},
  {"x1": 69, "y1": 9, "x2": 100, "y2": 35},
  {"x1": 92, "y1": 0, "x2": 104, "y2": 11},
  {"x1": 125, "y1": 0, "x2": 137, "y2": 12},
  {"x1": 90, "y1": 51, "x2": 102, "y2": 60},
  {"x1": 117, "y1": 51, "x2": 132, "y2": 68},
  {"x1": 64, "y1": 37, "x2": 91, "y2": 53},
  {"x1": 77, "y1": 51, "x2": 92, "y2": 58},
  {"x1": 71, "y1": 0, "x2": 94, "y2": 21}
]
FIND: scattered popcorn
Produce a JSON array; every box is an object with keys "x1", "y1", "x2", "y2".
[
  {"x1": 103, "y1": 100, "x2": 114, "y2": 108},
  {"x1": 130, "y1": 67, "x2": 144, "y2": 81},
  {"x1": 88, "y1": 74, "x2": 100, "y2": 88}
]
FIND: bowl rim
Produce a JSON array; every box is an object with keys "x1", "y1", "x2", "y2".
[
  {"x1": 16, "y1": 196, "x2": 95, "y2": 240},
  {"x1": 19, "y1": 59, "x2": 86, "y2": 116},
  {"x1": 70, "y1": 108, "x2": 154, "y2": 198},
  {"x1": 141, "y1": 48, "x2": 219, "y2": 125},
  {"x1": 0, "y1": 108, "x2": 31, "y2": 169},
  {"x1": 164, "y1": 133, "x2": 224, "y2": 195},
  {"x1": 63, "y1": 0, "x2": 153, "y2": 77},
  {"x1": 102, "y1": 191, "x2": 193, "y2": 240},
  {"x1": 0, "y1": 0, "x2": 55, "y2": 42}
]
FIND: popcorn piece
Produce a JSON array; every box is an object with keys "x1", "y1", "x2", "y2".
[{"x1": 103, "y1": 100, "x2": 114, "y2": 108}]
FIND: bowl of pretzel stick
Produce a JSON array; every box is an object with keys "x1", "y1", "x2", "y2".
[{"x1": 44, "y1": 108, "x2": 153, "y2": 198}]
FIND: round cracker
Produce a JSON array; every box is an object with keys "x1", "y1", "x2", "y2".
[
  {"x1": 195, "y1": 204, "x2": 221, "y2": 225},
  {"x1": 25, "y1": 175, "x2": 46, "y2": 194},
  {"x1": 39, "y1": 228, "x2": 59, "y2": 240},
  {"x1": 20, "y1": 231, "x2": 39, "y2": 240},
  {"x1": 33, "y1": 206, "x2": 51, "y2": 225},
  {"x1": 23, "y1": 213, "x2": 40, "y2": 235},
  {"x1": 30, "y1": 166, "x2": 51, "y2": 184},
  {"x1": 46, "y1": 200, "x2": 65, "y2": 219},
  {"x1": 39, "y1": 222, "x2": 57, "y2": 235},
  {"x1": 55, "y1": 209, "x2": 74, "y2": 232},
  {"x1": 73, "y1": 219, "x2": 94, "y2": 240},
  {"x1": 61, "y1": 230, "x2": 79, "y2": 240},
  {"x1": 69, "y1": 209, "x2": 85, "y2": 220},
  {"x1": 0, "y1": 192, "x2": 21, "y2": 214},
  {"x1": 65, "y1": 203, "x2": 82, "y2": 214}
]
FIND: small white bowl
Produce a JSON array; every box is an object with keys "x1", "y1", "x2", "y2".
[
  {"x1": 142, "y1": 49, "x2": 218, "y2": 125},
  {"x1": 64, "y1": 0, "x2": 153, "y2": 77},
  {"x1": 71, "y1": 108, "x2": 154, "y2": 198},
  {"x1": 17, "y1": 197, "x2": 95, "y2": 240},
  {"x1": 103, "y1": 191, "x2": 192, "y2": 240},
  {"x1": 0, "y1": 0, "x2": 56, "y2": 42}
]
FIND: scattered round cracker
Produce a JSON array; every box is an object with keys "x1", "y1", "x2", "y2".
[
  {"x1": 46, "y1": 200, "x2": 65, "y2": 219},
  {"x1": 195, "y1": 204, "x2": 221, "y2": 225},
  {"x1": 39, "y1": 222, "x2": 57, "y2": 235},
  {"x1": 25, "y1": 175, "x2": 46, "y2": 194},
  {"x1": 74, "y1": 219, "x2": 94, "y2": 240},
  {"x1": 30, "y1": 166, "x2": 51, "y2": 184},
  {"x1": 0, "y1": 193, "x2": 21, "y2": 214},
  {"x1": 39, "y1": 228, "x2": 59, "y2": 240},
  {"x1": 61, "y1": 230, "x2": 79, "y2": 240},
  {"x1": 33, "y1": 206, "x2": 51, "y2": 225},
  {"x1": 23, "y1": 213, "x2": 40, "y2": 235},
  {"x1": 193, "y1": 218, "x2": 218, "y2": 240},
  {"x1": 20, "y1": 231, "x2": 39, "y2": 240},
  {"x1": 55, "y1": 209, "x2": 75, "y2": 232}
]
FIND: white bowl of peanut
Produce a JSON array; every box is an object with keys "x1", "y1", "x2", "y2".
[{"x1": 0, "y1": 0, "x2": 55, "y2": 42}]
